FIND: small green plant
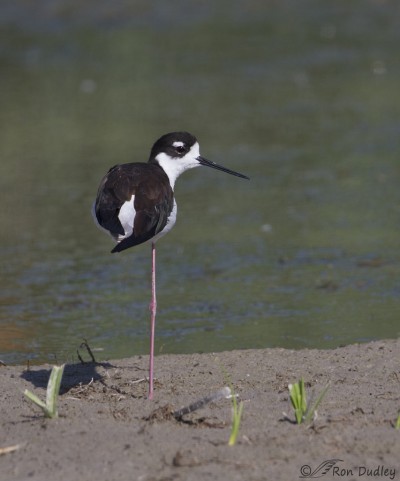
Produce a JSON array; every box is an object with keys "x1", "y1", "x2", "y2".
[
  {"x1": 24, "y1": 364, "x2": 65, "y2": 418},
  {"x1": 228, "y1": 388, "x2": 244, "y2": 446},
  {"x1": 289, "y1": 378, "x2": 307, "y2": 424},
  {"x1": 218, "y1": 365, "x2": 244, "y2": 446},
  {"x1": 288, "y1": 378, "x2": 329, "y2": 424},
  {"x1": 395, "y1": 412, "x2": 400, "y2": 430}
]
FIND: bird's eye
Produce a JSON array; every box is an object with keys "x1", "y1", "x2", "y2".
[{"x1": 175, "y1": 145, "x2": 185, "y2": 154}]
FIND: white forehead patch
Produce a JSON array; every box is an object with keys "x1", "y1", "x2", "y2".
[{"x1": 172, "y1": 141, "x2": 185, "y2": 148}]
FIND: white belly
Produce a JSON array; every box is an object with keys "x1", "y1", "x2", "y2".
[
  {"x1": 117, "y1": 196, "x2": 135, "y2": 241},
  {"x1": 117, "y1": 196, "x2": 177, "y2": 243}
]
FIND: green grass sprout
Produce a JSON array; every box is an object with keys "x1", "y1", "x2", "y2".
[
  {"x1": 288, "y1": 378, "x2": 329, "y2": 424},
  {"x1": 24, "y1": 364, "x2": 65, "y2": 418},
  {"x1": 395, "y1": 412, "x2": 400, "y2": 430},
  {"x1": 289, "y1": 378, "x2": 307, "y2": 424},
  {"x1": 228, "y1": 387, "x2": 244, "y2": 446},
  {"x1": 218, "y1": 364, "x2": 244, "y2": 445}
]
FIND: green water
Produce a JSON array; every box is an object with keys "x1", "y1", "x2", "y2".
[{"x1": 1, "y1": 1, "x2": 399, "y2": 364}]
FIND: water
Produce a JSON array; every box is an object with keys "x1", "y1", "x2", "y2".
[{"x1": 1, "y1": 0, "x2": 400, "y2": 364}]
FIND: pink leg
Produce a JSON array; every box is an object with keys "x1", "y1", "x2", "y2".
[{"x1": 148, "y1": 242, "x2": 156, "y2": 400}]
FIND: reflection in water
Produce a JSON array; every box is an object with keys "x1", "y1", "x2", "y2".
[
  {"x1": 0, "y1": 322, "x2": 35, "y2": 357},
  {"x1": 1, "y1": 1, "x2": 400, "y2": 364}
]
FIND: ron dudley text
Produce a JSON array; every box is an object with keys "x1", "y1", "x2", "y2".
[{"x1": 333, "y1": 465, "x2": 396, "y2": 480}]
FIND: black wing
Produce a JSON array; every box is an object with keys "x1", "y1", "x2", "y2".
[{"x1": 94, "y1": 163, "x2": 174, "y2": 253}]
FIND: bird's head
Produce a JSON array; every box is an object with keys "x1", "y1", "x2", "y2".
[{"x1": 149, "y1": 131, "x2": 249, "y2": 188}]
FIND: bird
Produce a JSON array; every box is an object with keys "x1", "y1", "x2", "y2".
[{"x1": 93, "y1": 131, "x2": 249, "y2": 399}]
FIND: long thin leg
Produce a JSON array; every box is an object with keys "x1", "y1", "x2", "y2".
[{"x1": 148, "y1": 242, "x2": 156, "y2": 399}]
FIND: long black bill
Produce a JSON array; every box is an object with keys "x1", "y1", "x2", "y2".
[{"x1": 197, "y1": 156, "x2": 250, "y2": 180}]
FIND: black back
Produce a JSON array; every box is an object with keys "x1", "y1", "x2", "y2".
[{"x1": 94, "y1": 162, "x2": 174, "y2": 253}]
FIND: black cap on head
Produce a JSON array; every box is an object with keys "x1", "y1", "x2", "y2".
[{"x1": 149, "y1": 132, "x2": 197, "y2": 161}]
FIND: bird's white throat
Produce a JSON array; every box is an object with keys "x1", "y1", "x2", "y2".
[{"x1": 155, "y1": 142, "x2": 200, "y2": 189}]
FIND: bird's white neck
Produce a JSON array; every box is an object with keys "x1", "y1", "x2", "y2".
[{"x1": 155, "y1": 142, "x2": 200, "y2": 189}]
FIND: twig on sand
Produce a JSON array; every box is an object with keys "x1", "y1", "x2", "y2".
[
  {"x1": 0, "y1": 444, "x2": 21, "y2": 456},
  {"x1": 77, "y1": 339, "x2": 96, "y2": 364}
]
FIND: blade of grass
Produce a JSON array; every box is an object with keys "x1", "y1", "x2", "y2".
[
  {"x1": 218, "y1": 364, "x2": 244, "y2": 445},
  {"x1": 289, "y1": 379, "x2": 307, "y2": 424},
  {"x1": 24, "y1": 390, "x2": 48, "y2": 412},
  {"x1": 304, "y1": 382, "x2": 330, "y2": 423},
  {"x1": 299, "y1": 378, "x2": 307, "y2": 413},
  {"x1": 24, "y1": 364, "x2": 65, "y2": 418},
  {"x1": 46, "y1": 364, "x2": 65, "y2": 417},
  {"x1": 228, "y1": 394, "x2": 244, "y2": 446}
]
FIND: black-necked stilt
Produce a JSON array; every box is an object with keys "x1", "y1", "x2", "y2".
[{"x1": 93, "y1": 131, "x2": 249, "y2": 399}]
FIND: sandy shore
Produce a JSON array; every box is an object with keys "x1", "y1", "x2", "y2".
[{"x1": 1, "y1": 339, "x2": 399, "y2": 481}]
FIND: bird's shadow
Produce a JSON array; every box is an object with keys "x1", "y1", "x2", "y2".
[{"x1": 20, "y1": 361, "x2": 114, "y2": 394}]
